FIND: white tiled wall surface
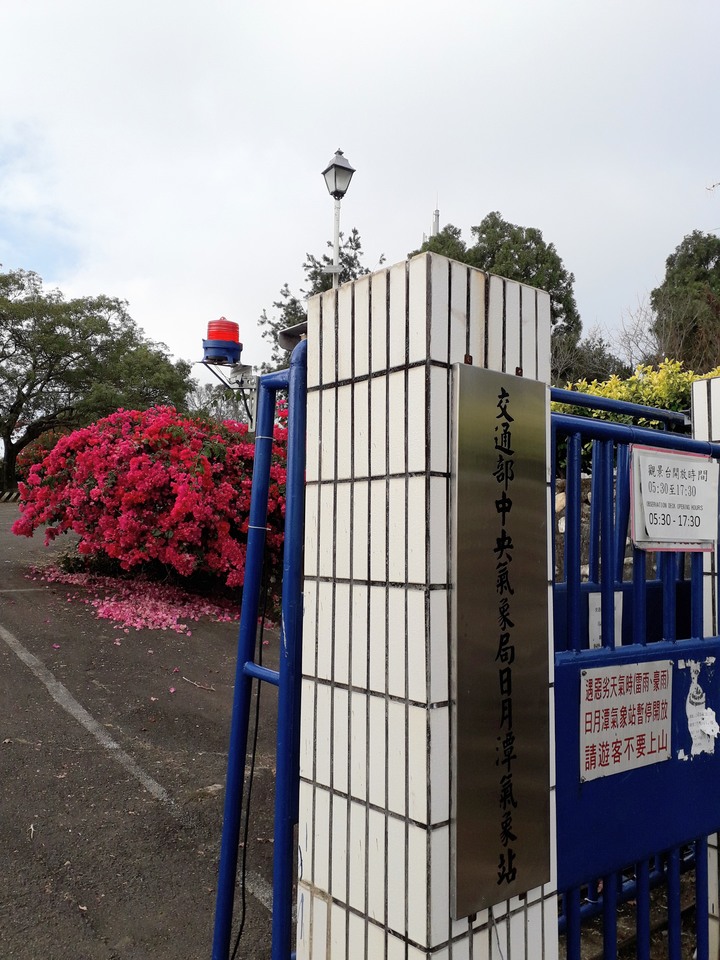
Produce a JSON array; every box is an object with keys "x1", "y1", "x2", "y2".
[
  {"x1": 297, "y1": 253, "x2": 557, "y2": 959},
  {"x1": 691, "y1": 377, "x2": 720, "y2": 958}
]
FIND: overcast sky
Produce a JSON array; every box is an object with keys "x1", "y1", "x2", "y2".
[{"x1": 1, "y1": 0, "x2": 719, "y2": 381}]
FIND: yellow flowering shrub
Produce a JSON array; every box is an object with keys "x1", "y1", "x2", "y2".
[{"x1": 553, "y1": 359, "x2": 720, "y2": 425}]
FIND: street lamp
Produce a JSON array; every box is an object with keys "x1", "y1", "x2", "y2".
[{"x1": 321, "y1": 148, "x2": 355, "y2": 289}]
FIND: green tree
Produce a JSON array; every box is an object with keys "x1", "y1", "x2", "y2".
[
  {"x1": 0, "y1": 268, "x2": 193, "y2": 489},
  {"x1": 258, "y1": 228, "x2": 382, "y2": 371},
  {"x1": 649, "y1": 230, "x2": 720, "y2": 372},
  {"x1": 413, "y1": 212, "x2": 581, "y2": 341}
]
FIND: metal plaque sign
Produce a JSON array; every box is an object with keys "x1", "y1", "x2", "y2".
[
  {"x1": 631, "y1": 445, "x2": 719, "y2": 551},
  {"x1": 579, "y1": 661, "x2": 672, "y2": 781},
  {"x1": 451, "y1": 364, "x2": 550, "y2": 918}
]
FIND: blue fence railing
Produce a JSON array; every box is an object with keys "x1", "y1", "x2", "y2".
[
  {"x1": 552, "y1": 405, "x2": 720, "y2": 960},
  {"x1": 212, "y1": 341, "x2": 307, "y2": 960}
]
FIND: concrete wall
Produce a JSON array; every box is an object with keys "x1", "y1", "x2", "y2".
[{"x1": 296, "y1": 252, "x2": 557, "y2": 959}]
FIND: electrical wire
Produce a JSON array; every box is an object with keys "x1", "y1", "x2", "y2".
[{"x1": 230, "y1": 573, "x2": 270, "y2": 960}]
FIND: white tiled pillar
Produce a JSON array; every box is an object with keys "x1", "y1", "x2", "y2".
[
  {"x1": 297, "y1": 252, "x2": 558, "y2": 959},
  {"x1": 691, "y1": 377, "x2": 720, "y2": 957}
]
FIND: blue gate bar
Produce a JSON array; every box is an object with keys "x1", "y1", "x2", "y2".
[
  {"x1": 565, "y1": 431, "x2": 582, "y2": 651},
  {"x1": 661, "y1": 552, "x2": 677, "y2": 642},
  {"x1": 565, "y1": 887, "x2": 582, "y2": 960},
  {"x1": 632, "y1": 545, "x2": 647, "y2": 645},
  {"x1": 212, "y1": 343, "x2": 307, "y2": 960},
  {"x1": 667, "y1": 847, "x2": 682, "y2": 958},
  {"x1": 602, "y1": 871, "x2": 618, "y2": 960},
  {"x1": 691, "y1": 552, "x2": 704, "y2": 639},
  {"x1": 271, "y1": 339, "x2": 307, "y2": 960},
  {"x1": 696, "y1": 836, "x2": 709, "y2": 960},
  {"x1": 589, "y1": 442, "x2": 601, "y2": 583},
  {"x1": 212, "y1": 366, "x2": 287, "y2": 960},
  {"x1": 614, "y1": 444, "x2": 630, "y2": 581},
  {"x1": 600, "y1": 440, "x2": 616, "y2": 648},
  {"x1": 636, "y1": 859, "x2": 650, "y2": 960},
  {"x1": 551, "y1": 387, "x2": 689, "y2": 430}
]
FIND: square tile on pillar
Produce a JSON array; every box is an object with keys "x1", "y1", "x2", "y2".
[
  {"x1": 407, "y1": 365, "x2": 427, "y2": 474},
  {"x1": 337, "y1": 283, "x2": 353, "y2": 382},
  {"x1": 386, "y1": 815, "x2": 407, "y2": 939},
  {"x1": 387, "y1": 587, "x2": 407, "y2": 699},
  {"x1": 336, "y1": 385, "x2": 353, "y2": 480},
  {"x1": 319, "y1": 386, "x2": 336, "y2": 479},
  {"x1": 299, "y1": 678, "x2": 316, "y2": 781},
  {"x1": 407, "y1": 822, "x2": 429, "y2": 945},
  {"x1": 303, "y1": 484, "x2": 319, "y2": 578},
  {"x1": 429, "y1": 705, "x2": 450, "y2": 824},
  {"x1": 387, "y1": 700, "x2": 407, "y2": 817},
  {"x1": 367, "y1": 694, "x2": 387, "y2": 808},
  {"x1": 334, "y1": 582, "x2": 350, "y2": 686},
  {"x1": 387, "y1": 476, "x2": 407, "y2": 584},
  {"x1": 314, "y1": 683, "x2": 332, "y2": 788},
  {"x1": 388, "y1": 262, "x2": 408, "y2": 369},
  {"x1": 353, "y1": 275, "x2": 371, "y2": 380},
  {"x1": 298, "y1": 779, "x2": 314, "y2": 884},
  {"x1": 429, "y1": 365, "x2": 450, "y2": 476},
  {"x1": 319, "y1": 289, "x2": 337, "y2": 387},
  {"x1": 370, "y1": 374, "x2": 388, "y2": 478},
  {"x1": 330, "y1": 794, "x2": 348, "y2": 903},
  {"x1": 306, "y1": 390, "x2": 321, "y2": 483},
  {"x1": 407, "y1": 704, "x2": 429, "y2": 824},
  {"x1": 429, "y1": 588, "x2": 450, "y2": 704},
  {"x1": 330, "y1": 902, "x2": 348, "y2": 960},
  {"x1": 335, "y1": 482, "x2": 352, "y2": 580},
  {"x1": 407, "y1": 588, "x2": 428, "y2": 704},
  {"x1": 350, "y1": 690, "x2": 368, "y2": 801},
  {"x1": 351, "y1": 480, "x2": 370, "y2": 584},
  {"x1": 352, "y1": 379, "x2": 370, "y2": 480},
  {"x1": 332, "y1": 686, "x2": 349, "y2": 795},
  {"x1": 311, "y1": 894, "x2": 329, "y2": 960},
  {"x1": 449, "y1": 259, "x2": 470, "y2": 365},
  {"x1": 369, "y1": 479, "x2": 387, "y2": 583},
  {"x1": 407, "y1": 477, "x2": 427, "y2": 585},
  {"x1": 315, "y1": 580, "x2": 334, "y2": 681},
  {"x1": 348, "y1": 799, "x2": 368, "y2": 915},
  {"x1": 370, "y1": 270, "x2": 388, "y2": 374},
  {"x1": 317, "y1": 484, "x2": 335, "y2": 579},
  {"x1": 367, "y1": 806, "x2": 386, "y2": 923},
  {"x1": 504, "y1": 279, "x2": 521, "y2": 374},
  {"x1": 468, "y1": 268, "x2": 486, "y2": 370},
  {"x1": 313, "y1": 786, "x2": 331, "y2": 892},
  {"x1": 368, "y1": 585, "x2": 386, "y2": 695},
  {"x1": 350, "y1": 584, "x2": 369, "y2": 690},
  {"x1": 388, "y1": 370, "x2": 407, "y2": 477}
]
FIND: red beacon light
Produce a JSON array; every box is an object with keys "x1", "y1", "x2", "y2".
[{"x1": 202, "y1": 317, "x2": 242, "y2": 366}]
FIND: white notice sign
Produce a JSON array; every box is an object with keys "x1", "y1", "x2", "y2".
[
  {"x1": 588, "y1": 592, "x2": 623, "y2": 649},
  {"x1": 631, "y1": 446, "x2": 719, "y2": 551},
  {"x1": 580, "y1": 661, "x2": 672, "y2": 781}
]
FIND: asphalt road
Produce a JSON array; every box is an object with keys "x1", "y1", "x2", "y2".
[{"x1": 0, "y1": 503, "x2": 278, "y2": 960}]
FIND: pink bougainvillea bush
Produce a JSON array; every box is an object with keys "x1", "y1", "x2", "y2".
[{"x1": 13, "y1": 406, "x2": 287, "y2": 590}]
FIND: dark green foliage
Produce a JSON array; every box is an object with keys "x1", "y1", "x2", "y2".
[
  {"x1": 650, "y1": 230, "x2": 720, "y2": 373},
  {"x1": 0, "y1": 268, "x2": 193, "y2": 489},
  {"x1": 412, "y1": 212, "x2": 581, "y2": 342}
]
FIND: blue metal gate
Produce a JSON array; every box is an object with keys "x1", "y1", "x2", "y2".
[
  {"x1": 552, "y1": 390, "x2": 720, "y2": 959},
  {"x1": 212, "y1": 341, "x2": 307, "y2": 960}
]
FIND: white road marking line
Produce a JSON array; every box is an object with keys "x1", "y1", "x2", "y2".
[
  {"x1": 0, "y1": 622, "x2": 275, "y2": 915},
  {"x1": 245, "y1": 873, "x2": 274, "y2": 913},
  {"x1": 0, "y1": 623, "x2": 171, "y2": 805},
  {"x1": 0, "y1": 588, "x2": 50, "y2": 593}
]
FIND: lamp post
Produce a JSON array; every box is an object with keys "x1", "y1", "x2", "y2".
[{"x1": 321, "y1": 148, "x2": 355, "y2": 289}]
